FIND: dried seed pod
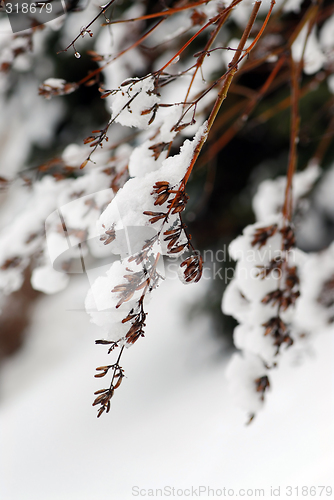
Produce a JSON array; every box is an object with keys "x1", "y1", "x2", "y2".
[
  {"x1": 94, "y1": 388, "x2": 108, "y2": 395},
  {"x1": 168, "y1": 244, "x2": 187, "y2": 254},
  {"x1": 100, "y1": 225, "x2": 116, "y2": 245},
  {"x1": 167, "y1": 190, "x2": 189, "y2": 214},
  {"x1": 251, "y1": 224, "x2": 278, "y2": 248},
  {"x1": 255, "y1": 375, "x2": 270, "y2": 400},
  {"x1": 143, "y1": 211, "x2": 166, "y2": 224},
  {"x1": 95, "y1": 340, "x2": 118, "y2": 346},
  {"x1": 256, "y1": 257, "x2": 284, "y2": 279},
  {"x1": 83, "y1": 136, "x2": 97, "y2": 144},
  {"x1": 261, "y1": 289, "x2": 284, "y2": 307},
  {"x1": 38, "y1": 80, "x2": 78, "y2": 99},
  {"x1": 180, "y1": 254, "x2": 203, "y2": 283},
  {"x1": 1, "y1": 256, "x2": 22, "y2": 270},
  {"x1": 285, "y1": 266, "x2": 299, "y2": 289},
  {"x1": 94, "y1": 365, "x2": 112, "y2": 378},
  {"x1": 280, "y1": 224, "x2": 296, "y2": 250},
  {"x1": 148, "y1": 142, "x2": 170, "y2": 160},
  {"x1": 151, "y1": 181, "x2": 171, "y2": 206},
  {"x1": 262, "y1": 316, "x2": 293, "y2": 351}
]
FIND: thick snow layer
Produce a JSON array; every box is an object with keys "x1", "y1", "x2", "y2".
[
  {"x1": 85, "y1": 259, "x2": 153, "y2": 340},
  {"x1": 111, "y1": 77, "x2": 160, "y2": 130},
  {"x1": 99, "y1": 123, "x2": 208, "y2": 233},
  {"x1": 226, "y1": 351, "x2": 269, "y2": 413},
  {"x1": 0, "y1": 177, "x2": 68, "y2": 294},
  {"x1": 253, "y1": 164, "x2": 320, "y2": 222},
  {"x1": 319, "y1": 14, "x2": 334, "y2": 60},
  {"x1": 315, "y1": 163, "x2": 334, "y2": 218},
  {"x1": 31, "y1": 265, "x2": 70, "y2": 294},
  {"x1": 0, "y1": 275, "x2": 332, "y2": 500},
  {"x1": 295, "y1": 242, "x2": 334, "y2": 333},
  {"x1": 43, "y1": 78, "x2": 67, "y2": 89}
]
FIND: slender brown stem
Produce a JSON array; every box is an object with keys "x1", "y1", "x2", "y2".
[
  {"x1": 112, "y1": 19, "x2": 165, "y2": 63},
  {"x1": 157, "y1": 0, "x2": 271, "y2": 225},
  {"x1": 105, "y1": 0, "x2": 214, "y2": 24},
  {"x1": 158, "y1": 0, "x2": 247, "y2": 74},
  {"x1": 282, "y1": 54, "x2": 300, "y2": 221},
  {"x1": 110, "y1": 345, "x2": 125, "y2": 389},
  {"x1": 182, "y1": 1, "x2": 264, "y2": 188},
  {"x1": 182, "y1": 0, "x2": 243, "y2": 107},
  {"x1": 199, "y1": 54, "x2": 286, "y2": 165},
  {"x1": 58, "y1": 0, "x2": 117, "y2": 54},
  {"x1": 76, "y1": 19, "x2": 164, "y2": 88},
  {"x1": 237, "y1": 0, "x2": 276, "y2": 60},
  {"x1": 158, "y1": 15, "x2": 220, "y2": 73},
  {"x1": 282, "y1": 0, "x2": 320, "y2": 222}
]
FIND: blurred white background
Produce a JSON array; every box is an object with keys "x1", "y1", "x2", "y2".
[{"x1": 0, "y1": 274, "x2": 332, "y2": 500}]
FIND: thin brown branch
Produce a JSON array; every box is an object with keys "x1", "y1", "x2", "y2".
[
  {"x1": 282, "y1": 54, "x2": 300, "y2": 221},
  {"x1": 182, "y1": 0, "x2": 265, "y2": 188},
  {"x1": 57, "y1": 0, "x2": 118, "y2": 54},
  {"x1": 103, "y1": 0, "x2": 213, "y2": 24},
  {"x1": 199, "y1": 54, "x2": 286, "y2": 165}
]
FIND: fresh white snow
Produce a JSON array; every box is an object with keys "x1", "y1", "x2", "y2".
[{"x1": 0, "y1": 273, "x2": 332, "y2": 500}]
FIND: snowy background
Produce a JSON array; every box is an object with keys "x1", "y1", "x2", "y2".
[{"x1": 0, "y1": 273, "x2": 333, "y2": 500}]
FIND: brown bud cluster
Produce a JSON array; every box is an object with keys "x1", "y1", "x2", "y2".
[
  {"x1": 262, "y1": 317, "x2": 293, "y2": 352},
  {"x1": 280, "y1": 224, "x2": 296, "y2": 251},
  {"x1": 255, "y1": 375, "x2": 270, "y2": 401},
  {"x1": 122, "y1": 308, "x2": 147, "y2": 345},
  {"x1": 112, "y1": 269, "x2": 150, "y2": 308},
  {"x1": 38, "y1": 80, "x2": 78, "y2": 99},
  {"x1": 100, "y1": 224, "x2": 116, "y2": 245},
  {"x1": 251, "y1": 224, "x2": 278, "y2": 248},
  {"x1": 167, "y1": 190, "x2": 189, "y2": 214},
  {"x1": 148, "y1": 142, "x2": 170, "y2": 161},
  {"x1": 180, "y1": 254, "x2": 203, "y2": 283},
  {"x1": 152, "y1": 181, "x2": 171, "y2": 206}
]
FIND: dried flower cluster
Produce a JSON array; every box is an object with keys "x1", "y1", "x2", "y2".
[{"x1": 224, "y1": 164, "x2": 334, "y2": 420}]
